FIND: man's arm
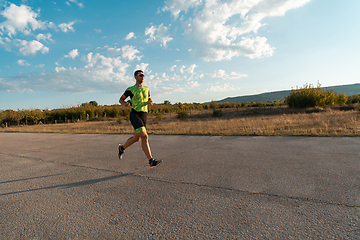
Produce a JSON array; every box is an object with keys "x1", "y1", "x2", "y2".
[
  {"x1": 148, "y1": 97, "x2": 153, "y2": 106},
  {"x1": 119, "y1": 95, "x2": 130, "y2": 107}
]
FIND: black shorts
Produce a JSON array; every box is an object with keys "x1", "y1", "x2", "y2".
[{"x1": 130, "y1": 109, "x2": 147, "y2": 133}]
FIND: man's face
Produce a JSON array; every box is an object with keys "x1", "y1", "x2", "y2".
[{"x1": 135, "y1": 72, "x2": 144, "y2": 84}]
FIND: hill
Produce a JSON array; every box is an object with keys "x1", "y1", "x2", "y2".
[{"x1": 216, "y1": 83, "x2": 360, "y2": 103}]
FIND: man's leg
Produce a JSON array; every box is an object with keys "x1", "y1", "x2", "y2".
[
  {"x1": 123, "y1": 133, "x2": 140, "y2": 149},
  {"x1": 137, "y1": 130, "x2": 161, "y2": 167},
  {"x1": 118, "y1": 133, "x2": 140, "y2": 159},
  {"x1": 121, "y1": 130, "x2": 152, "y2": 159},
  {"x1": 120, "y1": 129, "x2": 161, "y2": 167},
  {"x1": 138, "y1": 131, "x2": 152, "y2": 160}
]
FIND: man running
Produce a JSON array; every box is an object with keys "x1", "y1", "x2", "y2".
[{"x1": 118, "y1": 70, "x2": 162, "y2": 168}]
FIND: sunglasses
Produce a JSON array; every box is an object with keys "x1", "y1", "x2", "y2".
[{"x1": 137, "y1": 74, "x2": 145, "y2": 77}]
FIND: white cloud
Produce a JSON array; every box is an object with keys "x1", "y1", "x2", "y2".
[
  {"x1": 59, "y1": 21, "x2": 76, "y2": 33},
  {"x1": 67, "y1": 0, "x2": 84, "y2": 8},
  {"x1": 162, "y1": 0, "x2": 203, "y2": 20},
  {"x1": 0, "y1": 36, "x2": 12, "y2": 51},
  {"x1": 0, "y1": 3, "x2": 83, "y2": 58},
  {"x1": 145, "y1": 24, "x2": 173, "y2": 49},
  {"x1": 0, "y1": 3, "x2": 47, "y2": 37},
  {"x1": 150, "y1": 86, "x2": 179, "y2": 97},
  {"x1": 147, "y1": 63, "x2": 205, "y2": 95},
  {"x1": 94, "y1": 28, "x2": 101, "y2": 33},
  {"x1": 55, "y1": 66, "x2": 66, "y2": 72},
  {"x1": 83, "y1": 52, "x2": 130, "y2": 75},
  {"x1": 17, "y1": 59, "x2": 30, "y2": 66},
  {"x1": 179, "y1": 65, "x2": 185, "y2": 74},
  {"x1": 211, "y1": 69, "x2": 247, "y2": 79},
  {"x1": 0, "y1": 51, "x2": 135, "y2": 93},
  {"x1": 1, "y1": 52, "x2": 245, "y2": 100},
  {"x1": 121, "y1": 45, "x2": 142, "y2": 61},
  {"x1": 48, "y1": 22, "x2": 57, "y2": 29},
  {"x1": 176, "y1": 64, "x2": 198, "y2": 75},
  {"x1": 36, "y1": 33, "x2": 53, "y2": 42},
  {"x1": 64, "y1": 49, "x2": 79, "y2": 59},
  {"x1": 204, "y1": 83, "x2": 240, "y2": 93},
  {"x1": 135, "y1": 63, "x2": 149, "y2": 73},
  {"x1": 107, "y1": 47, "x2": 121, "y2": 56},
  {"x1": 162, "y1": 0, "x2": 310, "y2": 61},
  {"x1": 14, "y1": 39, "x2": 49, "y2": 55},
  {"x1": 125, "y1": 32, "x2": 135, "y2": 40},
  {"x1": 0, "y1": 66, "x2": 132, "y2": 93},
  {"x1": 106, "y1": 45, "x2": 142, "y2": 61},
  {"x1": 187, "y1": 80, "x2": 200, "y2": 88},
  {"x1": 170, "y1": 65, "x2": 177, "y2": 71},
  {"x1": 187, "y1": 64, "x2": 197, "y2": 75}
]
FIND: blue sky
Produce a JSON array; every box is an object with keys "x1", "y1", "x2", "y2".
[{"x1": 0, "y1": 0, "x2": 359, "y2": 110}]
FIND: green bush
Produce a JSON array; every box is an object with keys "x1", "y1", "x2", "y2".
[
  {"x1": 95, "y1": 108, "x2": 104, "y2": 118},
  {"x1": 318, "y1": 89, "x2": 337, "y2": 107},
  {"x1": 335, "y1": 93, "x2": 347, "y2": 105},
  {"x1": 347, "y1": 94, "x2": 360, "y2": 104},
  {"x1": 209, "y1": 101, "x2": 218, "y2": 110},
  {"x1": 104, "y1": 106, "x2": 120, "y2": 118},
  {"x1": 77, "y1": 109, "x2": 86, "y2": 120},
  {"x1": 286, "y1": 84, "x2": 320, "y2": 108},
  {"x1": 285, "y1": 83, "x2": 349, "y2": 108},
  {"x1": 85, "y1": 109, "x2": 95, "y2": 119},
  {"x1": 241, "y1": 102, "x2": 249, "y2": 108},
  {"x1": 177, "y1": 111, "x2": 189, "y2": 120},
  {"x1": 155, "y1": 112, "x2": 162, "y2": 123},
  {"x1": 213, "y1": 109, "x2": 223, "y2": 117},
  {"x1": 120, "y1": 108, "x2": 130, "y2": 117}
]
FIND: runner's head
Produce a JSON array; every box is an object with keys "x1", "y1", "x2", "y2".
[
  {"x1": 134, "y1": 70, "x2": 145, "y2": 85},
  {"x1": 134, "y1": 70, "x2": 144, "y2": 77}
]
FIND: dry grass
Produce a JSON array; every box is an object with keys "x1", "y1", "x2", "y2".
[{"x1": 1, "y1": 107, "x2": 360, "y2": 137}]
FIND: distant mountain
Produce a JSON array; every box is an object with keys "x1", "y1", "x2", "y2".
[{"x1": 216, "y1": 83, "x2": 360, "y2": 103}]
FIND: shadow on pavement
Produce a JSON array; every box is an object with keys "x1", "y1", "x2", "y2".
[{"x1": 0, "y1": 173, "x2": 133, "y2": 196}]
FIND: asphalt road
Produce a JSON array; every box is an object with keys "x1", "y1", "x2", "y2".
[{"x1": 0, "y1": 132, "x2": 359, "y2": 239}]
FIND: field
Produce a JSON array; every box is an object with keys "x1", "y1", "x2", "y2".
[{"x1": 1, "y1": 106, "x2": 359, "y2": 137}]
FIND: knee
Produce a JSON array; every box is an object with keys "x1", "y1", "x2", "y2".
[{"x1": 140, "y1": 133, "x2": 148, "y2": 142}]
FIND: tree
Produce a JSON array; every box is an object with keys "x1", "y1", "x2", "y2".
[
  {"x1": 89, "y1": 101, "x2": 98, "y2": 107},
  {"x1": 29, "y1": 109, "x2": 44, "y2": 124},
  {"x1": 209, "y1": 101, "x2": 218, "y2": 110}
]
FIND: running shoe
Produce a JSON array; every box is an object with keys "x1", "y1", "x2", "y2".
[
  {"x1": 149, "y1": 159, "x2": 162, "y2": 168},
  {"x1": 118, "y1": 144, "x2": 124, "y2": 159}
]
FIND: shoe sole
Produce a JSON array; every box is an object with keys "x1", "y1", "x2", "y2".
[{"x1": 118, "y1": 145, "x2": 123, "y2": 160}]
